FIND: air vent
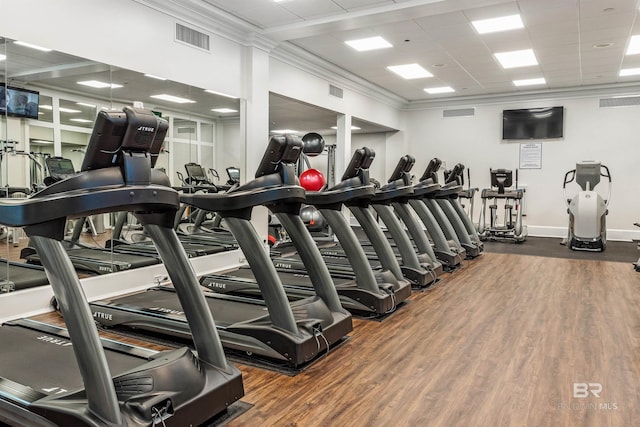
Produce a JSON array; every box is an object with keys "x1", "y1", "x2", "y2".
[
  {"x1": 329, "y1": 84, "x2": 344, "y2": 99},
  {"x1": 599, "y1": 96, "x2": 640, "y2": 108},
  {"x1": 175, "y1": 23, "x2": 210, "y2": 51},
  {"x1": 443, "y1": 108, "x2": 475, "y2": 118}
]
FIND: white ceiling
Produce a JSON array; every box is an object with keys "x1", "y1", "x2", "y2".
[{"x1": 202, "y1": 0, "x2": 640, "y2": 101}]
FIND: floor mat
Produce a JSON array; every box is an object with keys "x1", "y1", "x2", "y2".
[{"x1": 483, "y1": 236, "x2": 638, "y2": 263}]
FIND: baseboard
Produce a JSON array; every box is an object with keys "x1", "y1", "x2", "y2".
[{"x1": 527, "y1": 226, "x2": 640, "y2": 242}]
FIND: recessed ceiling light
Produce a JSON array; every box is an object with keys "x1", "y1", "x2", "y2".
[
  {"x1": 331, "y1": 126, "x2": 362, "y2": 130},
  {"x1": 0, "y1": 54, "x2": 6, "y2": 61},
  {"x1": 626, "y1": 35, "x2": 640, "y2": 55},
  {"x1": 77, "y1": 80, "x2": 123, "y2": 89},
  {"x1": 30, "y1": 139, "x2": 53, "y2": 144},
  {"x1": 69, "y1": 118, "x2": 93, "y2": 123},
  {"x1": 150, "y1": 94, "x2": 196, "y2": 103},
  {"x1": 76, "y1": 102, "x2": 96, "y2": 108},
  {"x1": 494, "y1": 49, "x2": 538, "y2": 68},
  {"x1": 424, "y1": 86, "x2": 455, "y2": 94},
  {"x1": 39, "y1": 105, "x2": 53, "y2": 110},
  {"x1": 144, "y1": 73, "x2": 167, "y2": 80},
  {"x1": 204, "y1": 89, "x2": 238, "y2": 99},
  {"x1": 211, "y1": 108, "x2": 238, "y2": 113},
  {"x1": 271, "y1": 129, "x2": 300, "y2": 134},
  {"x1": 513, "y1": 77, "x2": 546, "y2": 86},
  {"x1": 387, "y1": 63, "x2": 433, "y2": 79},
  {"x1": 593, "y1": 42, "x2": 614, "y2": 49},
  {"x1": 619, "y1": 68, "x2": 640, "y2": 76},
  {"x1": 471, "y1": 14, "x2": 524, "y2": 34},
  {"x1": 59, "y1": 107, "x2": 82, "y2": 113},
  {"x1": 345, "y1": 36, "x2": 392, "y2": 52},
  {"x1": 14, "y1": 41, "x2": 52, "y2": 52}
]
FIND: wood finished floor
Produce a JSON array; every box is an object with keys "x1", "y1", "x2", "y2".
[
  {"x1": 227, "y1": 253, "x2": 640, "y2": 427},
  {"x1": 24, "y1": 251, "x2": 640, "y2": 426}
]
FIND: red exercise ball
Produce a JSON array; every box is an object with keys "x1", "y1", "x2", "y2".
[{"x1": 299, "y1": 168, "x2": 326, "y2": 191}]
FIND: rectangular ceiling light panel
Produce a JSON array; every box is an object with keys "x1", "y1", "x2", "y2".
[
  {"x1": 387, "y1": 63, "x2": 433, "y2": 79},
  {"x1": 494, "y1": 49, "x2": 538, "y2": 68},
  {"x1": 345, "y1": 36, "x2": 392, "y2": 52},
  {"x1": 472, "y1": 14, "x2": 524, "y2": 34}
]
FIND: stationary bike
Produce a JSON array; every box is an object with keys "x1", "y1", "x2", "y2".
[{"x1": 562, "y1": 161, "x2": 611, "y2": 251}]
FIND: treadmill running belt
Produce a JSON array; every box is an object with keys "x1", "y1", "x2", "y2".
[
  {"x1": 0, "y1": 325, "x2": 143, "y2": 396},
  {"x1": 67, "y1": 248, "x2": 159, "y2": 268},
  {"x1": 230, "y1": 267, "x2": 355, "y2": 288},
  {"x1": 0, "y1": 263, "x2": 49, "y2": 290},
  {"x1": 106, "y1": 289, "x2": 269, "y2": 327}
]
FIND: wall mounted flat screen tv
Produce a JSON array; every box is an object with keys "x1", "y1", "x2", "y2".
[
  {"x1": 0, "y1": 83, "x2": 40, "y2": 119},
  {"x1": 502, "y1": 106, "x2": 563, "y2": 140}
]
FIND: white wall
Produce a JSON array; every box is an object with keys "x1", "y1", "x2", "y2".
[
  {"x1": 406, "y1": 96, "x2": 640, "y2": 240},
  {"x1": 4, "y1": 0, "x2": 243, "y2": 98},
  {"x1": 269, "y1": 59, "x2": 404, "y2": 132}
]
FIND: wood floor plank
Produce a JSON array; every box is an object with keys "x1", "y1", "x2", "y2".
[
  {"x1": 226, "y1": 253, "x2": 640, "y2": 427},
  {"x1": 17, "y1": 251, "x2": 640, "y2": 426}
]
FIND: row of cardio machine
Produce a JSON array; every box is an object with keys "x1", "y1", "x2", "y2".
[{"x1": 0, "y1": 105, "x2": 485, "y2": 426}]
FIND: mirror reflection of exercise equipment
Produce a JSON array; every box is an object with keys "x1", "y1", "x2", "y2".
[
  {"x1": 562, "y1": 161, "x2": 611, "y2": 251},
  {"x1": 478, "y1": 168, "x2": 527, "y2": 242}
]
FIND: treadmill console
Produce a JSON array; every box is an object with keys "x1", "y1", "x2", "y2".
[
  {"x1": 341, "y1": 147, "x2": 375, "y2": 181},
  {"x1": 255, "y1": 134, "x2": 303, "y2": 178},
  {"x1": 388, "y1": 155, "x2": 415, "y2": 183},
  {"x1": 45, "y1": 157, "x2": 76, "y2": 182},
  {"x1": 420, "y1": 158, "x2": 442, "y2": 182},
  {"x1": 185, "y1": 163, "x2": 210, "y2": 182},
  {"x1": 226, "y1": 167, "x2": 240, "y2": 184},
  {"x1": 81, "y1": 106, "x2": 168, "y2": 171},
  {"x1": 444, "y1": 163, "x2": 465, "y2": 185}
]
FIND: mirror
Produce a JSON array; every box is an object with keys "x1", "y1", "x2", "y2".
[{"x1": 0, "y1": 36, "x2": 242, "y2": 281}]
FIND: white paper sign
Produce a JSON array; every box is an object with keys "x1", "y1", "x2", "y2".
[{"x1": 519, "y1": 143, "x2": 542, "y2": 169}]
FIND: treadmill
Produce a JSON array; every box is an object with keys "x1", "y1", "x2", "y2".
[
  {"x1": 407, "y1": 158, "x2": 465, "y2": 269},
  {"x1": 318, "y1": 155, "x2": 441, "y2": 286},
  {"x1": 250, "y1": 146, "x2": 411, "y2": 315},
  {"x1": 107, "y1": 209, "x2": 234, "y2": 258},
  {"x1": 0, "y1": 260, "x2": 49, "y2": 292},
  {"x1": 90, "y1": 135, "x2": 353, "y2": 367},
  {"x1": 426, "y1": 161, "x2": 483, "y2": 258},
  {"x1": 20, "y1": 157, "x2": 160, "y2": 275},
  {"x1": 0, "y1": 106, "x2": 243, "y2": 426},
  {"x1": 439, "y1": 163, "x2": 484, "y2": 253}
]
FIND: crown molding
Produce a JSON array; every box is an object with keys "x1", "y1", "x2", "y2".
[{"x1": 405, "y1": 82, "x2": 640, "y2": 110}]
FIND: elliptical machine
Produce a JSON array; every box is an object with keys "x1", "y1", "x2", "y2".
[
  {"x1": 562, "y1": 161, "x2": 611, "y2": 251},
  {"x1": 478, "y1": 169, "x2": 527, "y2": 242}
]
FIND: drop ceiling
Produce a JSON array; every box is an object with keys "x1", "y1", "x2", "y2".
[{"x1": 201, "y1": 0, "x2": 640, "y2": 101}]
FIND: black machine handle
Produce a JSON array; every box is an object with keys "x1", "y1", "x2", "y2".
[
  {"x1": 601, "y1": 164, "x2": 612, "y2": 181},
  {"x1": 563, "y1": 169, "x2": 576, "y2": 189}
]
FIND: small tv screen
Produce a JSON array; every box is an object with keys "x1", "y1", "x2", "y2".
[
  {"x1": 502, "y1": 106, "x2": 563, "y2": 140},
  {"x1": 0, "y1": 83, "x2": 40, "y2": 120}
]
